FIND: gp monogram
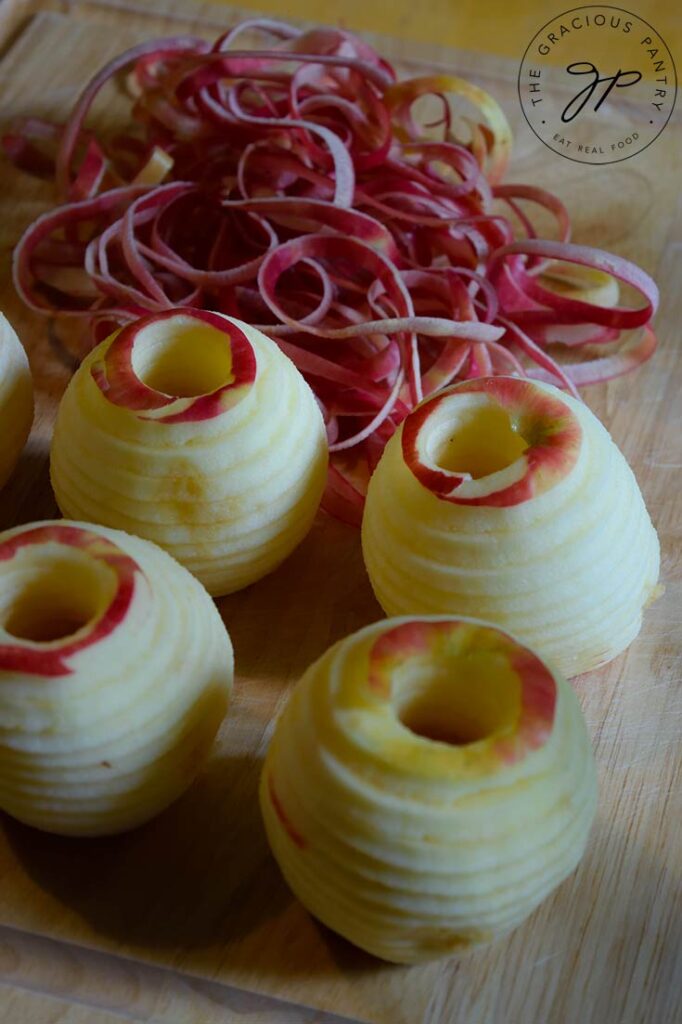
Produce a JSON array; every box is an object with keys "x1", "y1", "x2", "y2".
[{"x1": 518, "y1": 6, "x2": 677, "y2": 164}]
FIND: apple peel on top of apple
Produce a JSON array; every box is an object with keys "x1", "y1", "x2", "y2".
[
  {"x1": 260, "y1": 615, "x2": 597, "y2": 964},
  {"x1": 0, "y1": 520, "x2": 232, "y2": 836},
  {"x1": 50, "y1": 309, "x2": 328, "y2": 596},
  {"x1": 361, "y1": 376, "x2": 660, "y2": 677},
  {"x1": 0, "y1": 313, "x2": 33, "y2": 492}
]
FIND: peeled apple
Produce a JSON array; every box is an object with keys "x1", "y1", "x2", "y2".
[
  {"x1": 361, "y1": 376, "x2": 660, "y2": 677},
  {"x1": 261, "y1": 615, "x2": 597, "y2": 963},
  {"x1": 0, "y1": 520, "x2": 232, "y2": 836},
  {"x1": 0, "y1": 313, "x2": 33, "y2": 491},
  {"x1": 50, "y1": 309, "x2": 328, "y2": 597}
]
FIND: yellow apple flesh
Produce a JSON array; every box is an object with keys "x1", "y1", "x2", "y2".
[
  {"x1": 362, "y1": 377, "x2": 660, "y2": 677},
  {"x1": 50, "y1": 310, "x2": 328, "y2": 596},
  {"x1": 0, "y1": 520, "x2": 232, "y2": 836},
  {"x1": 261, "y1": 616, "x2": 597, "y2": 963},
  {"x1": 0, "y1": 314, "x2": 33, "y2": 491}
]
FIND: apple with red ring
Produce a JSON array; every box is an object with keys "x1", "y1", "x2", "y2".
[
  {"x1": 0, "y1": 523, "x2": 137, "y2": 678},
  {"x1": 362, "y1": 376, "x2": 660, "y2": 677},
  {"x1": 260, "y1": 616, "x2": 597, "y2": 964},
  {"x1": 0, "y1": 313, "x2": 33, "y2": 491},
  {"x1": 0, "y1": 520, "x2": 233, "y2": 836},
  {"x1": 50, "y1": 309, "x2": 328, "y2": 596},
  {"x1": 89, "y1": 308, "x2": 257, "y2": 422},
  {"x1": 401, "y1": 376, "x2": 583, "y2": 507}
]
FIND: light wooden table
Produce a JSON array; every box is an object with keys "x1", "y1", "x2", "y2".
[
  {"x1": 0, "y1": 1, "x2": 680, "y2": 1023},
  {"x1": 212, "y1": 0, "x2": 682, "y2": 70}
]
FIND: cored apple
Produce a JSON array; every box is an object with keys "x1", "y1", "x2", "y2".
[
  {"x1": 260, "y1": 616, "x2": 597, "y2": 963},
  {"x1": 362, "y1": 377, "x2": 660, "y2": 677},
  {"x1": 50, "y1": 310, "x2": 328, "y2": 597},
  {"x1": 0, "y1": 520, "x2": 232, "y2": 836},
  {"x1": 0, "y1": 314, "x2": 33, "y2": 491}
]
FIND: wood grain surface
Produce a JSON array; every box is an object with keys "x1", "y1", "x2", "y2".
[{"x1": 0, "y1": 2, "x2": 680, "y2": 1023}]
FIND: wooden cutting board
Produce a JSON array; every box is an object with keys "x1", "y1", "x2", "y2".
[{"x1": 0, "y1": 2, "x2": 680, "y2": 1022}]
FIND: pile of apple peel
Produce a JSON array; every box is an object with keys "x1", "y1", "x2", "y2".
[{"x1": 4, "y1": 19, "x2": 658, "y2": 524}]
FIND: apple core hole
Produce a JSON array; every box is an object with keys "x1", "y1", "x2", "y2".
[
  {"x1": 132, "y1": 316, "x2": 235, "y2": 398},
  {"x1": 429, "y1": 402, "x2": 528, "y2": 479},
  {"x1": 0, "y1": 552, "x2": 118, "y2": 644},
  {"x1": 393, "y1": 653, "x2": 521, "y2": 747}
]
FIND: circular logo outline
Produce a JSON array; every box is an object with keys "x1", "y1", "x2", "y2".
[{"x1": 517, "y1": 4, "x2": 677, "y2": 165}]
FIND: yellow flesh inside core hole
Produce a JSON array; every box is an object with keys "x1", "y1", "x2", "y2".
[
  {"x1": 394, "y1": 652, "x2": 521, "y2": 746},
  {"x1": 131, "y1": 319, "x2": 235, "y2": 398},
  {"x1": 431, "y1": 403, "x2": 529, "y2": 479},
  {"x1": 0, "y1": 551, "x2": 119, "y2": 644}
]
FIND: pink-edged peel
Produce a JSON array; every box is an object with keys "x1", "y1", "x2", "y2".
[
  {"x1": 368, "y1": 618, "x2": 556, "y2": 764},
  {"x1": 91, "y1": 309, "x2": 257, "y2": 422},
  {"x1": 402, "y1": 376, "x2": 582, "y2": 507},
  {"x1": 0, "y1": 525, "x2": 138, "y2": 678}
]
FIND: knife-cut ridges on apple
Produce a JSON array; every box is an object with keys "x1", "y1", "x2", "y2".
[
  {"x1": 0, "y1": 520, "x2": 233, "y2": 836},
  {"x1": 50, "y1": 310, "x2": 328, "y2": 597},
  {"x1": 361, "y1": 377, "x2": 660, "y2": 677},
  {"x1": 0, "y1": 313, "x2": 33, "y2": 491},
  {"x1": 260, "y1": 616, "x2": 597, "y2": 963}
]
